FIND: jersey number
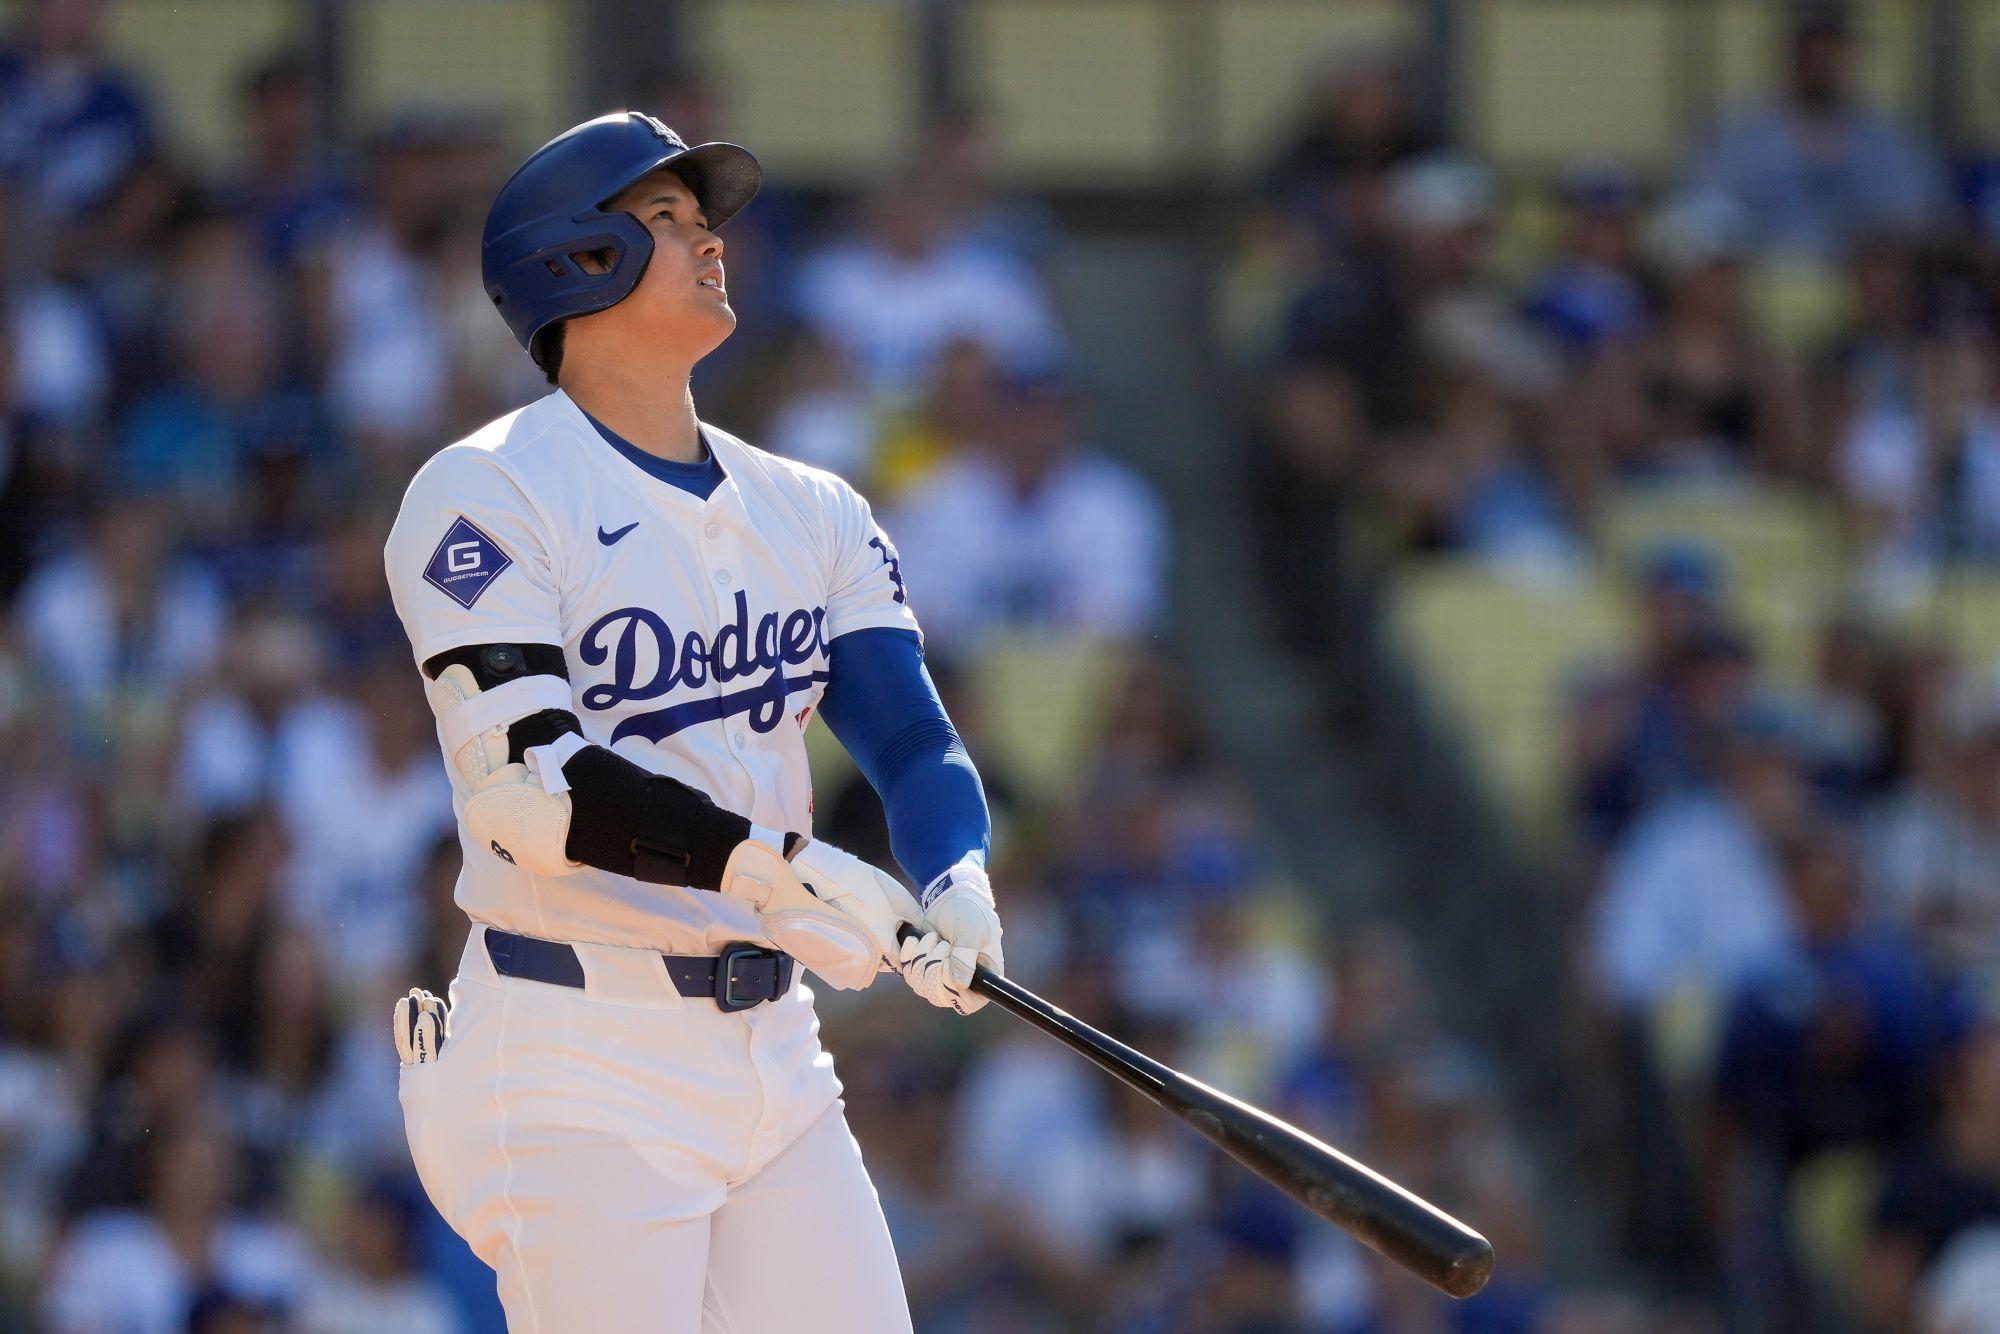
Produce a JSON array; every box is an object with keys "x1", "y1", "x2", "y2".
[{"x1": 868, "y1": 536, "x2": 907, "y2": 605}]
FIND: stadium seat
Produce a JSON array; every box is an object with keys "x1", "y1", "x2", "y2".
[
  {"x1": 103, "y1": 0, "x2": 296, "y2": 165},
  {"x1": 1388, "y1": 488, "x2": 1850, "y2": 837},
  {"x1": 1389, "y1": 561, "x2": 1633, "y2": 838},
  {"x1": 1896, "y1": 570, "x2": 2000, "y2": 668},
  {"x1": 967, "y1": 636, "x2": 1122, "y2": 806},
  {"x1": 352, "y1": 0, "x2": 576, "y2": 146},
  {"x1": 692, "y1": 0, "x2": 915, "y2": 179},
  {"x1": 1790, "y1": 1146, "x2": 1885, "y2": 1315},
  {"x1": 807, "y1": 636, "x2": 1121, "y2": 814},
  {"x1": 1599, "y1": 483, "x2": 1846, "y2": 681}
]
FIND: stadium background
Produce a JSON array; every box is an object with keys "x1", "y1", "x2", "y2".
[{"x1": 0, "y1": 0, "x2": 1995, "y2": 1329}]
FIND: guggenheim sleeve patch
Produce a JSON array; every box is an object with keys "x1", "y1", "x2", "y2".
[{"x1": 423, "y1": 516, "x2": 515, "y2": 608}]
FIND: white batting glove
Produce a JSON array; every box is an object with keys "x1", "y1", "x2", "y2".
[
  {"x1": 899, "y1": 861, "x2": 1003, "y2": 1015},
  {"x1": 393, "y1": 988, "x2": 449, "y2": 1065}
]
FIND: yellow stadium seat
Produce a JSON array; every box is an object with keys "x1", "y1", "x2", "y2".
[
  {"x1": 690, "y1": 1, "x2": 915, "y2": 181},
  {"x1": 1898, "y1": 570, "x2": 2000, "y2": 667},
  {"x1": 1390, "y1": 490, "x2": 1851, "y2": 836},
  {"x1": 1747, "y1": 255, "x2": 1854, "y2": 358},
  {"x1": 965, "y1": 637, "x2": 1122, "y2": 806},
  {"x1": 352, "y1": 1, "x2": 577, "y2": 148},
  {"x1": 1390, "y1": 561, "x2": 1634, "y2": 837},
  {"x1": 1790, "y1": 1146, "x2": 1885, "y2": 1318},
  {"x1": 1469, "y1": 0, "x2": 1681, "y2": 169},
  {"x1": 103, "y1": 0, "x2": 298, "y2": 168},
  {"x1": 1599, "y1": 484, "x2": 1847, "y2": 683},
  {"x1": 802, "y1": 711, "x2": 858, "y2": 793},
  {"x1": 1599, "y1": 484, "x2": 1844, "y2": 576},
  {"x1": 967, "y1": 0, "x2": 1176, "y2": 183},
  {"x1": 807, "y1": 637, "x2": 1121, "y2": 815},
  {"x1": 1211, "y1": 0, "x2": 1415, "y2": 167}
]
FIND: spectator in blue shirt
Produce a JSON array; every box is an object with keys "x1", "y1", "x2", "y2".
[
  {"x1": 116, "y1": 214, "x2": 326, "y2": 542},
  {"x1": 0, "y1": 0, "x2": 154, "y2": 223},
  {"x1": 1864, "y1": 1019, "x2": 2000, "y2": 1328},
  {"x1": 1714, "y1": 827, "x2": 1958, "y2": 1159},
  {"x1": 1711, "y1": 823, "x2": 1963, "y2": 1323},
  {"x1": 1522, "y1": 163, "x2": 1651, "y2": 355},
  {"x1": 1685, "y1": 7, "x2": 1942, "y2": 259}
]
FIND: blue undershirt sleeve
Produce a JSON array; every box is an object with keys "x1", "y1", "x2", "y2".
[{"x1": 817, "y1": 627, "x2": 990, "y2": 889}]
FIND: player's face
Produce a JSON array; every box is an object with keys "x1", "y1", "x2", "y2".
[{"x1": 604, "y1": 167, "x2": 733, "y2": 356}]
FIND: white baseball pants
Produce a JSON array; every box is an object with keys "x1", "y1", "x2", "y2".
[{"x1": 399, "y1": 926, "x2": 912, "y2": 1332}]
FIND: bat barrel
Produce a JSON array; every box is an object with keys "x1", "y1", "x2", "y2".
[
  {"x1": 1175, "y1": 1077, "x2": 1495, "y2": 1297},
  {"x1": 969, "y1": 963, "x2": 1494, "y2": 1299}
]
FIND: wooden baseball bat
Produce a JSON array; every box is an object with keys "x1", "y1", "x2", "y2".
[{"x1": 901, "y1": 929, "x2": 1494, "y2": 1298}]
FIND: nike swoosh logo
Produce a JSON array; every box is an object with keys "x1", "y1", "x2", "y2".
[{"x1": 598, "y1": 522, "x2": 640, "y2": 546}]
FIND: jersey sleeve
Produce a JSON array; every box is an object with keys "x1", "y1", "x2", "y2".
[
  {"x1": 383, "y1": 449, "x2": 564, "y2": 666},
  {"x1": 822, "y1": 476, "x2": 923, "y2": 642}
]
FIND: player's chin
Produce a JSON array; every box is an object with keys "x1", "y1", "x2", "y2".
[
  {"x1": 674, "y1": 304, "x2": 736, "y2": 361},
  {"x1": 687, "y1": 293, "x2": 737, "y2": 338}
]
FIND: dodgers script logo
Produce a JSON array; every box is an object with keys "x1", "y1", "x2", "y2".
[{"x1": 579, "y1": 592, "x2": 830, "y2": 744}]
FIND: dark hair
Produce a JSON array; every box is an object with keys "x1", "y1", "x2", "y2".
[
  {"x1": 241, "y1": 50, "x2": 311, "y2": 106},
  {"x1": 537, "y1": 320, "x2": 567, "y2": 385}
]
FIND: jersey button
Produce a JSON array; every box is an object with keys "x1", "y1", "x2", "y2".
[
  {"x1": 714, "y1": 569, "x2": 732, "y2": 586},
  {"x1": 704, "y1": 523, "x2": 722, "y2": 540},
  {"x1": 732, "y1": 731, "x2": 748, "y2": 750}
]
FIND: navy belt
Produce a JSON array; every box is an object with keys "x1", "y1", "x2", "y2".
[{"x1": 483, "y1": 929, "x2": 795, "y2": 1012}]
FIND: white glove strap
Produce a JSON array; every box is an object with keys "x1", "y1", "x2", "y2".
[
  {"x1": 436, "y1": 673, "x2": 573, "y2": 759},
  {"x1": 524, "y1": 731, "x2": 590, "y2": 794},
  {"x1": 923, "y1": 861, "x2": 993, "y2": 911}
]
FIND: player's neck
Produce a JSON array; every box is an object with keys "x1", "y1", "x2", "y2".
[{"x1": 561, "y1": 364, "x2": 705, "y2": 464}]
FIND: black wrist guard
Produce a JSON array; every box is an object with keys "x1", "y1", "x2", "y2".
[{"x1": 559, "y1": 745, "x2": 752, "y2": 890}]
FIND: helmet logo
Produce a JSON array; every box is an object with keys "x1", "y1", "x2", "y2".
[{"x1": 634, "y1": 113, "x2": 686, "y2": 151}]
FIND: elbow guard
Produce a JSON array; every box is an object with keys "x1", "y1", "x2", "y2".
[
  {"x1": 426, "y1": 660, "x2": 585, "y2": 878},
  {"x1": 422, "y1": 643, "x2": 763, "y2": 889}
]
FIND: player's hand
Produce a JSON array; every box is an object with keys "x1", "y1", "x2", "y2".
[
  {"x1": 899, "y1": 861, "x2": 1003, "y2": 1015},
  {"x1": 721, "y1": 839, "x2": 882, "y2": 990}
]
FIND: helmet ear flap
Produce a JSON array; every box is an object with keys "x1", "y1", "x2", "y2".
[
  {"x1": 546, "y1": 209, "x2": 654, "y2": 285},
  {"x1": 513, "y1": 209, "x2": 656, "y2": 363}
]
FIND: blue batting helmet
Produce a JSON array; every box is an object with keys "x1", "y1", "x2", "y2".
[{"x1": 481, "y1": 111, "x2": 762, "y2": 366}]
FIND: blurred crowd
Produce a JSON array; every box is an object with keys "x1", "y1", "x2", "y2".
[
  {"x1": 1239, "y1": 4, "x2": 2000, "y2": 1331},
  {"x1": 21, "y1": 0, "x2": 2000, "y2": 1328},
  {"x1": 0, "y1": 1, "x2": 1556, "y2": 1332},
  {"x1": 1239, "y1": 7, "x2": 2000, "y2": 600}
]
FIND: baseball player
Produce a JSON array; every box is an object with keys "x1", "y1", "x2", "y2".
[{"x1": 382, "y1": 112, "x2": 1004, "y2": 1332}]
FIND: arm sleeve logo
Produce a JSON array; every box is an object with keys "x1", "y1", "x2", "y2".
[{"x1": 422, "y1": 516, "x2": 515, "y2": 608}]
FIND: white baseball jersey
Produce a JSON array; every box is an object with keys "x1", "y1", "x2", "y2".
[{"x1": 383, "y1": 388, "x2": 920, "y2": 956}]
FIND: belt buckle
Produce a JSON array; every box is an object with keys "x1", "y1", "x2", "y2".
[{"x1": 716, "y1": 943, "x2": 780, "y2": 1012}]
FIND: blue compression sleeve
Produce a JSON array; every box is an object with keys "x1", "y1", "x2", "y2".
[{"x1": 817, "y1": 627, "x2": 990, "y2": 888}]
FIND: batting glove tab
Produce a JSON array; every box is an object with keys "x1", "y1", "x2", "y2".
[{"x1": 900, "y1": 861, "x2": 1003, "y2": 1014}]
